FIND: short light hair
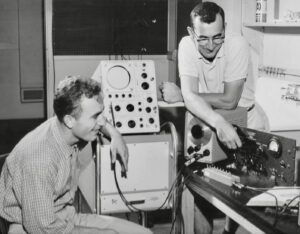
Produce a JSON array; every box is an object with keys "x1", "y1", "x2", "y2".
[
  {"x1": 53, "y1": 76, "x2": 101, "y2": 122},
  {"x1": 190, "y1": 2, "x2": 225, "y2": 28}
]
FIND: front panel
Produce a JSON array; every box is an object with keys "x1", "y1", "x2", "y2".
[{"x1": 99, "y1": 60, "x2": 160, "y2": 134}]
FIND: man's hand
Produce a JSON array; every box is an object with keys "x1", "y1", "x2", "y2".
[
  {"x1": 159, "y1": 82, "x2": 183, "y2": 103},
  {"x1": 214, "y1": 116, "x2": 242, "y2": 149},
  {"x1": 110, "y1": 132, "x2": 129, "y2": 174},
  {"x1": 100, "y1": 121, "x2": 129, "y2": 174}
]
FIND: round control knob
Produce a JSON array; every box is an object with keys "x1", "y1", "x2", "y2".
[
  {"x1": 147, "y1": 97, "x2": 153, "y2": 103},
  {"x1": 141, "y1": 73, "x2": 148, "y2": 79},
  {"x1": 116, "y1": 122, "x2": 122, "y2": 128},
  {"x1": 191, "y1": 125, "x2": 204, "y2": 139},
  {"x1": 114, "y1": 105, "x2": 121, "y2": 112},
  {"x1": 187, "y1": 146, "x2": 194, "y2": 155},
  {"x1": 203, "y1": 149, "x2": 210, "y2": 157},
  {"x1": 145, "y1": 107, "x2": 151, "y2": 113},
  {"x1": 141, "y1": 82, "x2": 149, "y2": 90},
  {"x1": 194, "y1": 145, "x2": 201, "y2": 152},
  {"x1": 128, "y1": 120, "x2": 136, "y2": 128},
  {"x1": 126, "y1": 104, "x2": 134, "y2": 112},
  {"x1": 149, "y1": 118, "x2": 154, "y2": 124}
]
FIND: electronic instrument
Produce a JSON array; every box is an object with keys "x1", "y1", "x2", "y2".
[
  {"x1": 184, "y1": 108, "x2": 297, "y2": 187},
  {"x1": 97, "y1": 134, "x2": 175, "y2": 213},
  {"x1": 227, "y1": 126, "x2": 297, "y2": 187},
  {"x1": 93, "y1": 60, "x2": 160, "y2": 134},
  {"x1": 184, "y1": 107, "x2": 247, "y2": 163}
]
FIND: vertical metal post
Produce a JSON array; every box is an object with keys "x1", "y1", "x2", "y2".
[
  {"x1": 298, "y1": 201, "x2": 300, "y2": 226},
  {"x1": 141, "y1": 212, "x2": 148, "y2": 227},
  {"x1": 44, "y1": 0, "x2": 55, "y2": 118},
  {"x1": 167, "y1": 0, "x2": 178, "y2": 84},
  {"x1": 95, "y1": 136, "x2": 101, "y2": 214}
]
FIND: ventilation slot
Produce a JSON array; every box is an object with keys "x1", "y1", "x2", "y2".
[{"x1": 21, "y1": 88, "x2": 44, "y2": 103}]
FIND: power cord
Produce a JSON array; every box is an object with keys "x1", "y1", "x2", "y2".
[
  {"x1": 112, "y1": 121, "x2": 188, "y2": 233},
  {"x1": 112, "y1": 121, "x2": 180, "y2": 211},
  {"x1": 278, "y1": 194, "x2": 300, "y2": 217},
  {"x1": 113, "y1": 163, "x2": 184, "y2": 212},
  {"x1": 239, "y1": 185, "x2": 279, "y2": 225}
]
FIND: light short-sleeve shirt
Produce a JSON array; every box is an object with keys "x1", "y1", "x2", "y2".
[{"x1": 178, "y1": 34, "x2": 254, "y2": 108}]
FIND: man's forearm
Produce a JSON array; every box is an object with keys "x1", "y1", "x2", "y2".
[
  {"x1": 199, "y1": 93, "x2": 238, "y2": 110},
  {"x1": 183, "y1": 92, "x2": 225, "y2": 129}
]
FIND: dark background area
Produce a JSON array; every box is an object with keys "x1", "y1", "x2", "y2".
[{"x1": 53, "y1": 0, "x2": 168, "y2": 55}]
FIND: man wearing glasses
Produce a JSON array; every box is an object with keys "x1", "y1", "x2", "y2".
[
  {"x1": 160, "y1": 1, "x2": 269, "y2": 234},
  {"x1": 161, "y1": 1, "x2": 269, "y2": 145}
]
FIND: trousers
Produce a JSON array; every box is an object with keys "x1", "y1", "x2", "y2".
[{"x1": 8, "y1": 213, "x2": 153, "y2": 234}]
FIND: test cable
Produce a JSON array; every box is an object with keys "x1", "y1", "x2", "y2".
[
  {"x1": 235, "y1": 185, "x2": 279, "y2": 225},
  {"x1": 112, "y1": 121, "x2": 182, "y2": 212},
  {"x1": 113, "y1": 163, "x2": 184, "y2": 212},
  {"x1": 112, "y1": 121, "x2": 188, "y2": 233},
  {"x1": 278, "y1": 194, "x2": 300, "y2": 216}
]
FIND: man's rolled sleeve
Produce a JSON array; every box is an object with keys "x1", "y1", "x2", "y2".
[{"x1": 178, "y1": 37, "x2": 199, "y2": 78}]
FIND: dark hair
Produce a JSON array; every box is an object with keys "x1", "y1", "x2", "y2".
[
  {"x1": 190, "y1": 2, "x2": 225, "y2": 28},
  {"x1": 53, "y1": 76, "x2": 101, "y2": 122}
]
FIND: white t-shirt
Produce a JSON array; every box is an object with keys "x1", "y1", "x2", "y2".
[{"x1": 178, "y1": 34, "x2": 254, "y2": 108}]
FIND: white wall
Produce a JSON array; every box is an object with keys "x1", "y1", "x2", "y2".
[
  {"x1": 262, "y1": 0, "x2": 300, "y2": 69},
  {"x1": 204, "y1": 0, "x2": 242, "y2": 35},
  {"x1": 263, "y1": 28, "x2": 300, "y2": 69}
]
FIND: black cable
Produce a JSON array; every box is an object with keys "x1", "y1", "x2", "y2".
[
  {"x1": 113, "y1": 162, "x2": 189, "y2": 232},
  {"x1": 112, "y1": 165, "x2": 136, "y2": 212},
  {"x1": 265, "y1": 190, "x2": 280, "y2": 226},
  {"x1": 169, "y1": 182, "x2": 183, "y2": 234},
  {"x1": 113, "y1": 164, "x2": 185, "y2": 213},
  {"x1": 111, "y1": 121, "x2": 182, "y2": 228},
  {"x1": 169, "y1": 174, "x2": 189, "y2": 234},
  {"x1": 278, "y1": 194, "x2": 300, "y2": 216},
  {"x1": 245, "y1": 186, "x2": 279, "y2": 225},
  {"x1": 168, "y1": 177, "x2": 183, "y2": 233}
]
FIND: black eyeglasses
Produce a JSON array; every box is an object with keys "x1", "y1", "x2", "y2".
[{"x1": 191, "y1": 29, "x2": 225, "y2": 46}]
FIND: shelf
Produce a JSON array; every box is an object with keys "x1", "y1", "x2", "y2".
[{"x1": 244, "y1": 21, "x2": 300, "y2": 28}]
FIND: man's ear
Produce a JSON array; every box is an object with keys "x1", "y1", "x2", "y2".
[
  {"x1": 187, "y1": 26, "x2": 193, "y2": 37},
  {"x1": 63, "y1": 115, "x2": 75, "y2": 129}
]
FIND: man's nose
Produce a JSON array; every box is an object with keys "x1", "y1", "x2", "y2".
[{"x1": 206, "y1": 38, "x2": 214, "y2": 50}]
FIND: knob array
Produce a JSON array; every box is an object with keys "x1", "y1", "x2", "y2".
[{"x1": 99, "y1": 60, "x2": 160, "y2": 134}]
